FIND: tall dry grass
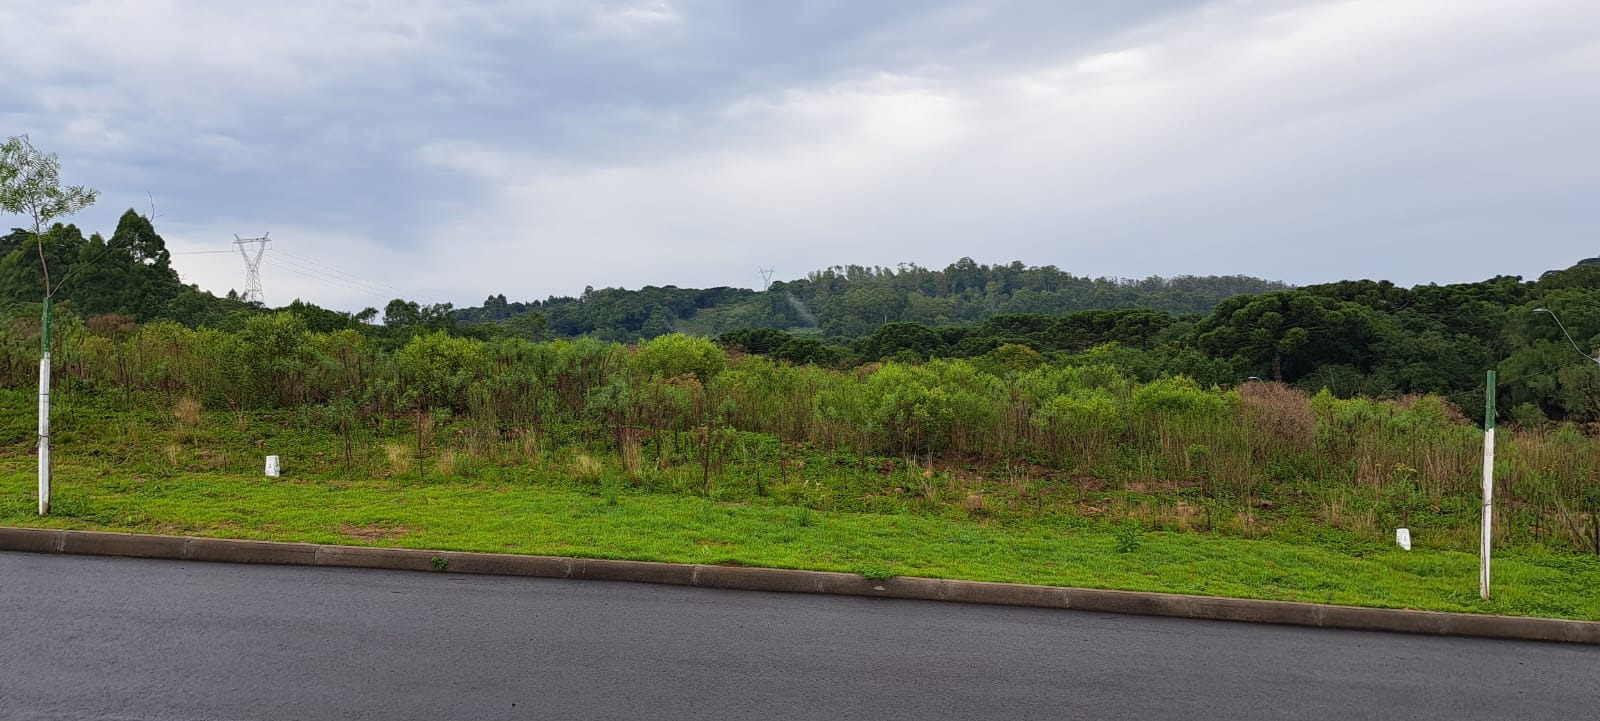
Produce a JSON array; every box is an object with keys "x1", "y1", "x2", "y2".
[{"x1": 173, "y1": 397, "x2": 202, "y2": 429}]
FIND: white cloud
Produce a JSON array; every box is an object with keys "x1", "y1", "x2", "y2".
[
  {"x1": 591, "y1": 1, "x2": 683, "y2": 37},
  {"x1": 407, "y1": 0, "x2": 1600, "y2": 304}
]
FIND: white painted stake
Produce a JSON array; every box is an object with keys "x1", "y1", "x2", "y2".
[
  {"x1": 38, "y1": 351, "x2": 51, "y2": 515},
  {"x1": 1480, "y1": 370, "x2": 1495, "y2": 601}
]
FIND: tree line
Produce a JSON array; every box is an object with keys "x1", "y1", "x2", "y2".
[
  {"x1": 723, "y1": 263, "x2": 1600, "y2": 426},
  {"x1": 0, "y1": 212, "x2": 257, "y2": 327},
  {"x1": 453, "y1": 259, "x2": 1289, "y2": 341},
  {"x1": 4, "y1": 209, "x2": 1597, "y2": 426}
]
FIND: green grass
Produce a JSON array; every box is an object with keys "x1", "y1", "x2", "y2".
[
  {"x1": 3, "y1": 390, "x2": 1597, "y2": 622},
  {"x1": 3, "y1": 464, "x2": 1597, "y2": 621}
]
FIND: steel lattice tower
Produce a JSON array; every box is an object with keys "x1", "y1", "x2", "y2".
[{"x1": 233, "y1": 233, "x2": 270, "y2": 305}]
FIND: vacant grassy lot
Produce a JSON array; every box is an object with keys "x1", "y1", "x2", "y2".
[
  {"x1": 4, "y1": 460, "x2": 1598, "y2": 621},
  {"x1": 3, "y1": 385, "x2": 1599, "y2": 621}
]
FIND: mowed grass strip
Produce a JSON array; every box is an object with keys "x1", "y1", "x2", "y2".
[{"x1": 2, "y1": 466, "x2": 1597, "y2": 621}]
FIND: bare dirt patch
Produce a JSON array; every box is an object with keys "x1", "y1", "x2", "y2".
[{"x1": 339, "y1": 524, "x2": 414, "y2": 542}]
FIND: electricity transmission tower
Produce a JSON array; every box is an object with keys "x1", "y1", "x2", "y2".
[
  {"x1": 759, "y1": 267, "x2": 775, "y2": 290},
  {"x1": 234, "y1": 233, "x2": 270, "y2": 304}
]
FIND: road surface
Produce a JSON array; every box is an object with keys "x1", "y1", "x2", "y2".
[{"x1": 1, "y1": 551, "x2": 1594, "y2": 720}]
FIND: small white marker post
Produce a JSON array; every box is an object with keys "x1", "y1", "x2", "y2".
[{"x1": 1480, "y1": 370, "x2": 1495, "y2": 601}]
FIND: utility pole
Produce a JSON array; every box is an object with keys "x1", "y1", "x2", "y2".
[
  {"x1": 234, "y1": 233, "x2": 270, "y2": 305},
  {"x1": 759, "y1": 267, "x2": 775, "y2": 290}
]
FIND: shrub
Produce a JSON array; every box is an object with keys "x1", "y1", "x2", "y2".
[
  {"x1": 1238, "y1": 381, "x2": 1315, "y2": 450},
  {"x1": 1130, "y1": 376, "x2": 1224, "y2": 418},
  {"x1": 634, "y1": 333, "x2": 728, "y2": 382}
]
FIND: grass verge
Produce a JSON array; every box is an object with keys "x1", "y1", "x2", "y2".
[{"x1": 3, "y1": 465, "x2": 1597, "y2": 621}]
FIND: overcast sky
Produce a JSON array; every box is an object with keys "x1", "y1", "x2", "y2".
[{"x1": 3, "y1": 0, "x2": 1597, "y2": 311}]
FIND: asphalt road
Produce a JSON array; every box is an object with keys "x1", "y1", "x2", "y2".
[{"x1": 1, "y1": 552, "x2": 1595, "y2": 721}]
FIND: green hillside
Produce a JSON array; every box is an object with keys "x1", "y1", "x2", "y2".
[{"x1": 452, "y1": 259, "x2": 1290, "y2": 342}]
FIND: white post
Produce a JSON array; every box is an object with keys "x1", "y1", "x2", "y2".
[
  {"x1": 38, "y1": 350, "x2": 51, "y2": 515},
  {"x1": 1479, "y1": 426, "x2": 1494, "y2": 599},
  {"x1": 1480, "y1": 370, "x2": 1495, "y2": 601}
]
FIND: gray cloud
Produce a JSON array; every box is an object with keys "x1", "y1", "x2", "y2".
[{"x1": 3, "y1": 0, "x2": 1596, "y2": 310}]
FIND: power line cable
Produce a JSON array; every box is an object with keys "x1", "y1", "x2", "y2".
[
  {"x1": 265, "y1": 254, "x2": 393, "y2": 298},
  {"x1": 267, "y1": 260, "x2": 396, "y2": 302},
  {"x1": 266, "y1": 252, "x2": 456, "y2": 309},
  {"x1": 266, "y1": 252, "x2": 402, "y2": 300},
  {"x1": 270, "y1": 247, "x2": 446, "y2": 304}
]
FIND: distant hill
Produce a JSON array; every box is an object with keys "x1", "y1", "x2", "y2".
[{"x1": 454, "y1": 258, "x2": 1291, "y2": 341}]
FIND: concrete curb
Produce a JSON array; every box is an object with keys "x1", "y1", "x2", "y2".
[{"x1": 3, "y1": 527, "x2": 1596, "y2": 644}]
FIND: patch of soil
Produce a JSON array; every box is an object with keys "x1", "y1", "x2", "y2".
[{"x1": 339, "y1": 524, "x2": 413, "y2": 541}]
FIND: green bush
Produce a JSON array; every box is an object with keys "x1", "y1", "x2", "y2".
[{"x1": 633, "y1": 333, "x2": 728, "y2": 382}]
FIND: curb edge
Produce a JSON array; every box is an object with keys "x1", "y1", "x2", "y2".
[{"x1": 2, "y1": 527, "x2": 1594, "y2": 644}]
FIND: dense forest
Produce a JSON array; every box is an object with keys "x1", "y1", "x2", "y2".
[
  {"x1": 453, "y1": 260, "x2": 1288, "y2": 341},
  {"x1": 723, "y1": 265, "x2": 1600, "y2": 427}
]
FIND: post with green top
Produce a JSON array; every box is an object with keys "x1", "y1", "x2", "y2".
[
  {"x1": 1480, "y1": 370, "x2": 1495, "y2": 601},
  {"x1": 38, "y1": 295, "x2": 52, "y2": 515}
]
